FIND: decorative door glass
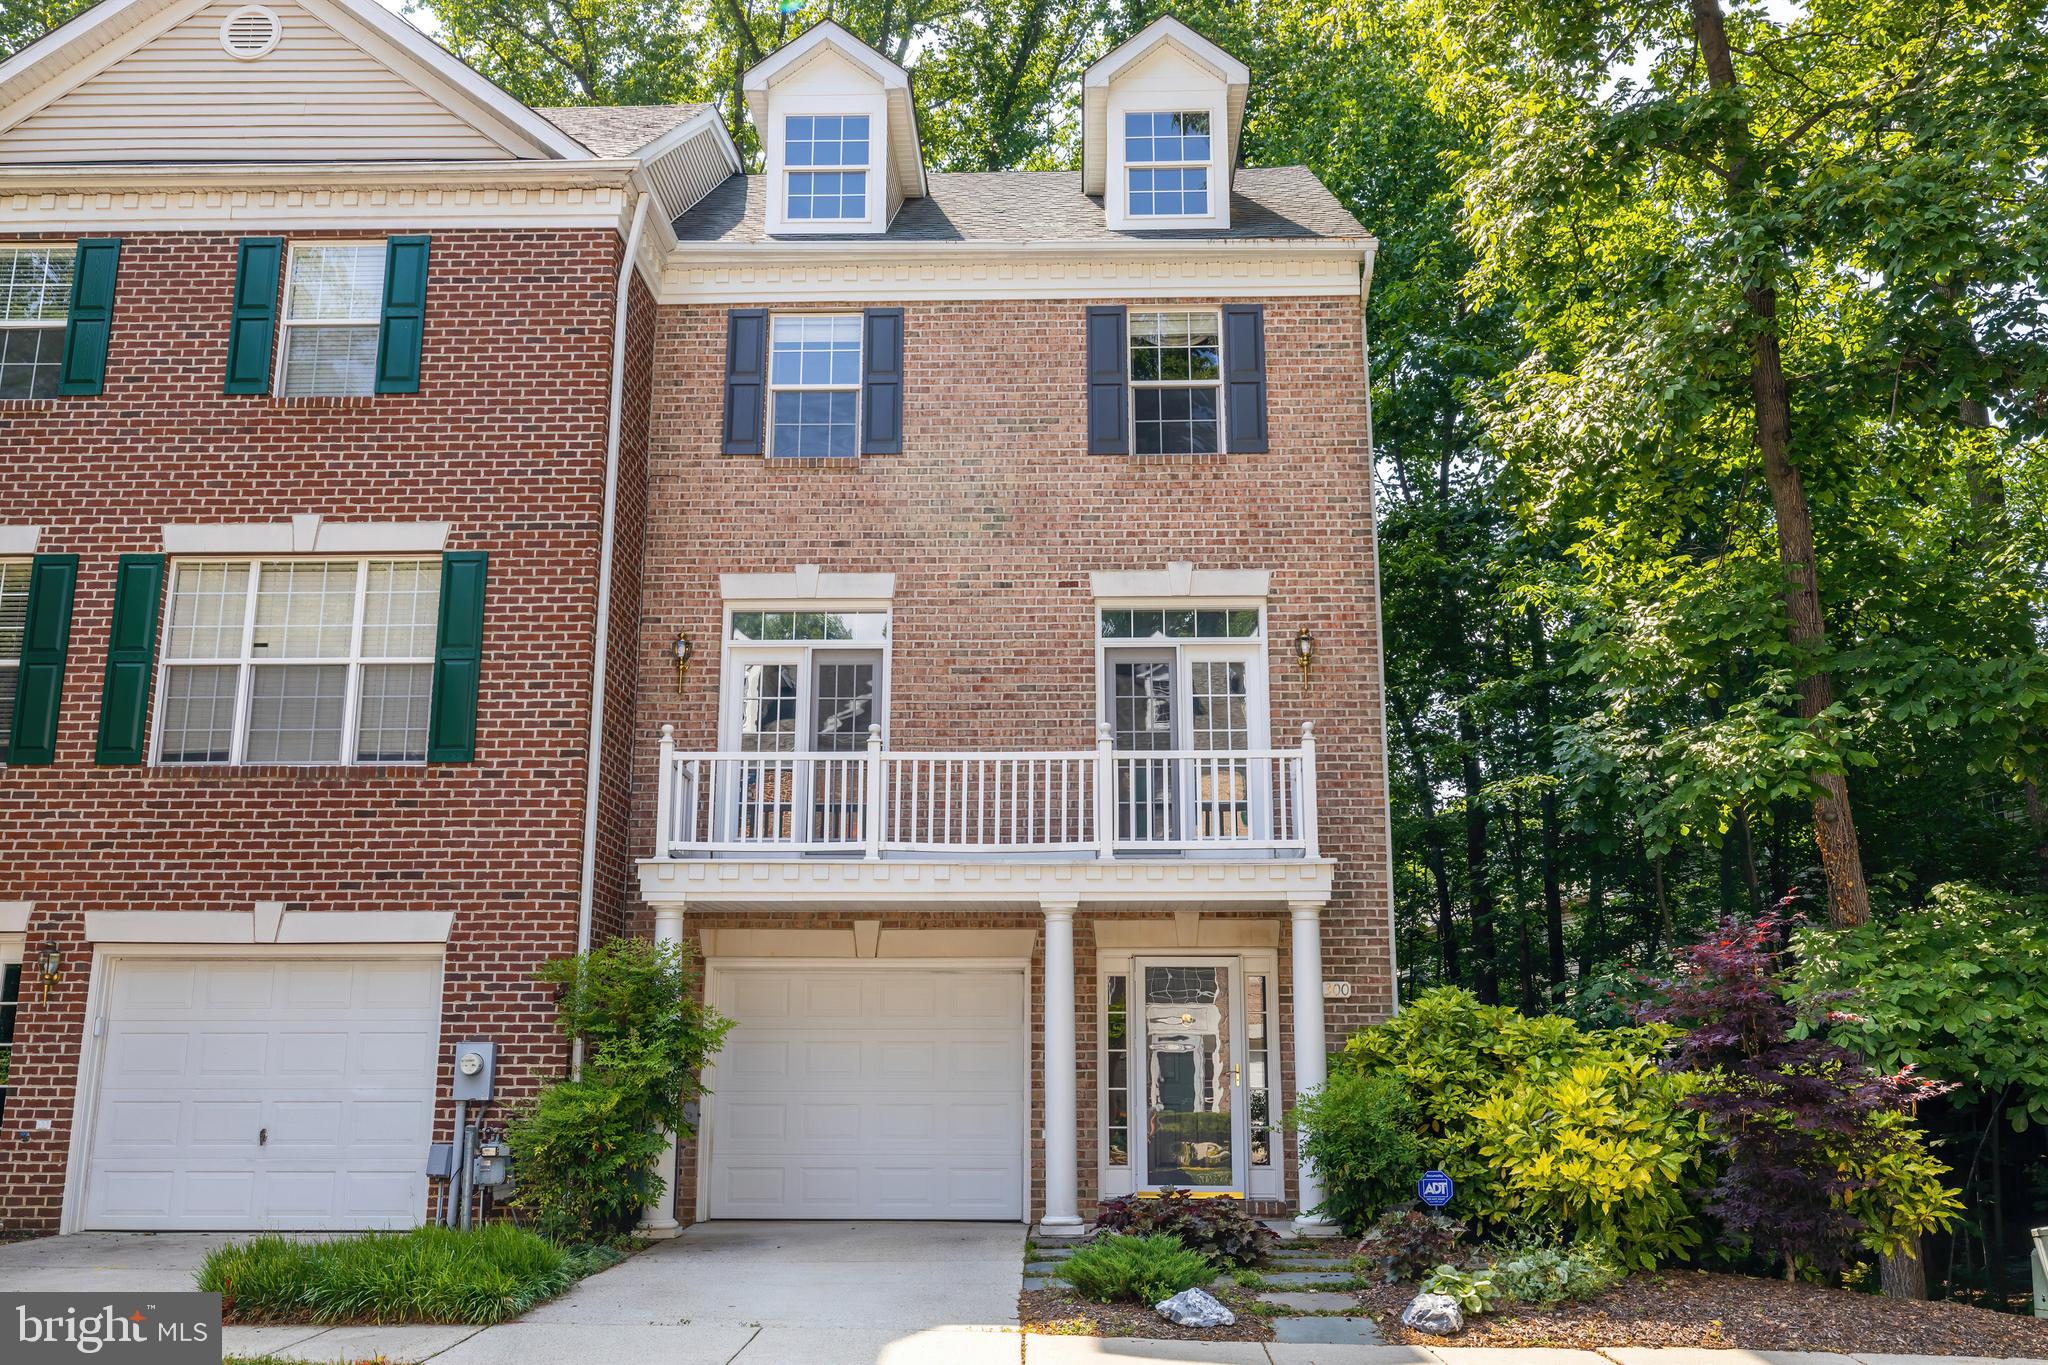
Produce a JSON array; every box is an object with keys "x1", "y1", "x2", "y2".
[{"x1": 1142, "y1": 962, "x2": 1233, "y2": 1187}]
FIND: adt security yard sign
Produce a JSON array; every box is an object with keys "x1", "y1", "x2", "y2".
[{"x1": 1418, "y1": 1171, "x2": 1454, "y2": 1208}]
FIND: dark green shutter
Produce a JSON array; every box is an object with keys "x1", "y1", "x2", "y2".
[
  {"x1": 94, "y1": 554, "x2": 166, "y2": 765},
  {"x1": 6, "y1": 554, "x2": 78, "y2": 765},
  {"x1": 425, "y1": 551, "x2": 487, "y2": 763},
  {"x1": 57, "y1": 239, "x2": 121, "y2": 396},
  {"x1": 224, "y1": 236, "x2": 283, "y2": 395},
  {"x1": 374, "y1": 234, "x2": 429, "y2": 394}
]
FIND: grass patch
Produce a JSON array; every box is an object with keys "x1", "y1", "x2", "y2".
[{"x1": 199, "y1": 1225, "x2": 625, "y2": 1326}]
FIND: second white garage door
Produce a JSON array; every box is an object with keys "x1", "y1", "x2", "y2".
[
  {"x1": 706, "y1": 965, "x2": 1027, "y2": 1220},
  {"x1": 82, "y1": 955, "x2": 441, "y2": 1231}
]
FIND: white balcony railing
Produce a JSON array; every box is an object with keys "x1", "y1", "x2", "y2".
[{"x1": 651, "y1": 723, "x2": 1320, "y2": 861}]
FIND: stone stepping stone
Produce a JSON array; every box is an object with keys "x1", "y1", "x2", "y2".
[
  {"x1": 1270, "y1": 1316, "x2": 1386, "y2": 1345},
  {"x1": 1024, "y1": 1261, "x2": 1066, "y2": 1274},
  {"x1": 1021, "y1": 1275, "x2": 1054, "y2": 1292},
  {"x1": 1259, "y1": 1270, "x2": 1358, "y2": 1287},
  {"x1": 1265, "y1": 1257, "x2": 1351, "y2": 1270},
  {"x1": 1260, "y1": 1291, "x2": 1358, "y2": 1313},
  {"x1": 1030, "y1": 1246, "x2": 1078, "y2": 1259}
]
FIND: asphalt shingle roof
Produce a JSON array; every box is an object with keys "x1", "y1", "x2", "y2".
[
  {"x1": 537, "y1": 104, "x2": 714, "y2": 157},
  {"x1": 672, "y1": 167, "x2": 1367, "y2": 244}
]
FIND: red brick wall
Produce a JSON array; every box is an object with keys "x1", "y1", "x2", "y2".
[
  {"x1": 635, "y1": 293, "x2": 1394, "y2": 1222},
  {"x1": 0, "y1": 227, "x2": 632, "y2": 1232}
]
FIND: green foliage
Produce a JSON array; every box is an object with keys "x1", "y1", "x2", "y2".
[
  {"x1": 1354, "y1": 1210, "x2": 1466, "y2": 1283},
  {"x1": 1790, "y1": 882, "x2": 2048, "y2": 1131},
  {"x1": 1484, "y1": 1242, "x2": 1621, "y2": 1306},
  {"x1": 1091, "y1": 1188, "x2": 1275, "y2": 1268},
  {"x1": 196, "y1": 1226, "x2": 620, "y2": 1325},
  {"x1": 507, "y1": 938, "x2": 731, "y2": 1241},
  {"x1": 1287, "y1": 1070, "x2": 1424, "y2": 1233},
  {"x1": 1055, "y1": 1234, "x2": 1216, "y2": 1306},
  {"x1": 1343, "y1": 987, "x2": 1710, "y2": 1268},
  {"x1": 1420, "y1": 1264, "x2": 1499, "y2": 1315}
]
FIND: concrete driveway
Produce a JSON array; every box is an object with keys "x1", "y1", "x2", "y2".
[{"x1": 0, "y1": 1231, "x2": 239, "y2": 1293}]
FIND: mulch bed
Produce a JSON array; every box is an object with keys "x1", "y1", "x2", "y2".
[
  {"x1": 1019, "y1": 1282, "x2": 1274, "y2": 1342},
  {"x1": 1355, "y1": 1266, "x2": 2048, "y2": 1357}
]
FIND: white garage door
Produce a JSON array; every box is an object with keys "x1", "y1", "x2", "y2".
[
  {"x1": 83, "y1": 956, "x2": 441, "y2": 1231},
  {"x1": 708, "y1": 965, "x2": 1026, "y2": 1220}
]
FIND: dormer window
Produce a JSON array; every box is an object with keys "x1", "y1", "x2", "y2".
[
  {"x1": 1125, "y1": 112, "x2": 1211, "y2": 217},
  {"x1": 784, "y1": 114, "x2": 870, "y2": 222}
]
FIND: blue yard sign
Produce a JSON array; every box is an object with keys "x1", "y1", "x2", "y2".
[{"x1": 1418, "y1": 1170, "x2": 1454, "y2": 1208}]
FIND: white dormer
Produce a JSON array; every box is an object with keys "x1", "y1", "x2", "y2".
[
  {"x1": 743, "y1": 20, "x2": 927, "y2": 236},
  {"x1": 1083, "y1": 17, "x2": 1249, "y2": 233}
]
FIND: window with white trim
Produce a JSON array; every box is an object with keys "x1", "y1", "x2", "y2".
[
  {"x1": 0, "y1": 560, "x2": 29, "y2": 748},
  {"x1": 155, "y1": 558, "x2": 440, "y2": 766},
  {"x1": 0, "y1": 245, "x2": 73, "y2": 400},
  {"x1": 769, "y1": 315, "x2": 862, "y2": 458},
  {"x1": 278, "y1": 242, "x2": 383, "y2": 397},
  {"x1": 1124, "y1": 111, "x2": 1211, "y2": 217},
  {"x1": 784, "y1": 114, "x2": 870, "y2": 222},
  {"x1": 1129, "y1": 310, "x2": 1222, "y2": 455}
]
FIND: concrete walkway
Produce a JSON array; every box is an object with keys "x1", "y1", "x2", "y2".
[{"x1": 0, "y1": 1230, "x2": 253, "y2": 1292}]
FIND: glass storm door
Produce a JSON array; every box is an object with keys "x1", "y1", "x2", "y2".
[
  {"x1": 726, "y1": 650, "x2": 879, "y2": 844},
  {"x1": 1108, "y1": 648, "x2": 1264, "y2": 844},
  {"x1": 1134, "y1": 959, "x2": 1244, "y2": 1191}
]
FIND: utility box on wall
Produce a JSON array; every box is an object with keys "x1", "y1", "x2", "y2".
[{"x1": 451, "y1": 1040, "x2": 496, "y2": 1101}]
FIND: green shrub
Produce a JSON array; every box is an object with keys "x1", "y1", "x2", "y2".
[
  {"x1": 196, "y1": 1226, "x2": 620, "y2": 1325},
  {"x1": 1057, "y1": 1233, "x2": 1216, "y2": 1304},
  {"x1": 1485, "y1": 1243, "x2": 1622, "y2": 1305},
  {"x1": 1354, "y1": 1210, "x2": 1465, "y2": 1283},
  {"x1": 1287, "y1": 1070, "x2": 1422, "y2": 1233},
  {"x1": 1420, "y1": 1264, "x2": 1499, "y2": 1315},
  {"x1": 1092, "y1": 1188, "x2": 1275, "y2": 1267},
  {"x1": 507, "y1": 938, "x2": 731, "y2": 1241}
]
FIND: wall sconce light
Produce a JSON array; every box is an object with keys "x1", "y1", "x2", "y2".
[
  {"x1": 1295, "y1": 625, "x2": 1316, "y2": 685},
  {"x1": 672, "y1": 630, "x2": 693, "y2": 696},
  {"x1": 38, "y1": 942, "x2": 61, "y2": 1002}
]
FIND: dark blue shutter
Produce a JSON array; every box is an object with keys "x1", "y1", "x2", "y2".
[
  {"x1": 1086, "y1": 306, "x2": 1128, "y2": 455},
  {"x1": 1222, "y1": 304, "x2": 1268, "y2": 454},
  {"x1": 374, "y1": 234, "x2": 429, "y2": 394},
  {"x1": 861, "y1": 307, "x2": 904, "y2": 455},
  {"x1": 7, "y1": 555, "x2": 78, "y2": 765},
  {"x1": 57, "y1": 239, "x2": 121, "y2": 396},
  {"x1": 721, "y1": 308, "x2": 768, "y2": 455},
  {"x1": 224, "y1": 236, "x2": 284, "y2": 395},
  {"x1": 425, "y1": 551, "x2": 488, "y2": 763},
  {"x1": 94, "y1": 555, "x2": 167, "y2": 765}
]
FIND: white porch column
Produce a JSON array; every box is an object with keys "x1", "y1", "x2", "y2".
[
  {"x1": 639, "y1": 903, "x2": 686, "y2": 1238},
  {"x1": 1040, "y1": 896, "x2": 1084, "y2": 1236},
  {"x1": 1290, "y1": 897, "x2": 1338, "y2": 1237}
]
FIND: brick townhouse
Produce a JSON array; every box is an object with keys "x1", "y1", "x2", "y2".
[{"x1": 0, "y1": 1, "x2": 1391, "y2": 1240}]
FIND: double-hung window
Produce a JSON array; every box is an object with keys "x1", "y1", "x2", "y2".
[
  {"x1": 1125, "y1": 111, "x2": 1211, "y2": 218},
  {"x1": 155, "y1": 558, "x2": 440, "y2": 765},
  {"x1": 769, "y1": 315, "x2": 862, "y2": 458},
  {"x1": 278, "y1": 243, "x2": 384, "y2": 397},
  {"x1": 0, "y1": 245, "x2": 74, "y2": 399},
  {"x1": 1129, "y1": 310, "x2": 1222, "y2": 455},
  {"x1": 784, "y1": 114, "x2": 870, "y2": 222},
  {"x1": 0, "y1": 560, "x2": 29, "y2": 747}
]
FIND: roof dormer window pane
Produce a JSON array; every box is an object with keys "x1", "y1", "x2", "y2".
[
  {"x1": 785, "y1": 114, "x2": 870, "y2": 222},
  {"x1": 1125, "y1": 111, "x2": 1211, "y2": 218},
  {"x1": 1126, "y1": 111, "x2": 1209, "y2": 163}
]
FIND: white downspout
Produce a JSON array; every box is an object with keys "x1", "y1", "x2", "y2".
[
  {"x1": 572, "y1": 189, "x2": 652, "y2": 1080},
  {"x1": 1359, "y1": 239, "x2": 1398, "y2": 1015}
]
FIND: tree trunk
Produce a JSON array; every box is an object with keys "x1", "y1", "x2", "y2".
[
  {"x1": 1881, "y1": 1239, "x2": 1928, "y2": 1300},
  {"x1": 1651, "y1": 852, "x2": 1672, "y2": 955},
  {"x1": 1460, "y1": 703, "x2": 1499, "y2": 1005},
  {"x1": 1530, "y1": 607, "x2": 1567, "y2": 988},
  {"x1": 2026, "y1": 780, "x2": 2048, "y2": 896},
  {"x1": 1689, "y1": 0, "x2": 1872, "y2": 928},
  {"x1": 1508, "y1": 792, "x2": 1538, "y2": 1012},
  {"x1": 1578, "y1": 854, "x2": 1606, "y2": 978}
]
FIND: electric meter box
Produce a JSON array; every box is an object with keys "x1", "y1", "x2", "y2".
[{"x1": 450, "y1": 1040, "x2": 497, "y2": 1101}]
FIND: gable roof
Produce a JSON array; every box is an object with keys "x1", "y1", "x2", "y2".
[
  {"x1": 1081, "y1": 16, "x2": 1249, "y2": 196},
  {"x1": 740, "y1": 19, "x2": 926, "y2": 200},
  {"x1": 0, "y1": 0, "x2": 591, "y2": 161},
  {"x1": 539, "y1": 103, "x2": 715, "y2": 158},
  {"x1": 673, "y1": 167, "x2": 1366, "y2": 245}
]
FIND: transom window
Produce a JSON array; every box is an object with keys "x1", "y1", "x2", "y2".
[
  {"x1": 769, "y1": 315, "x2": 862, "y2": 458},
  {"x1": 1129, "y1": 311, "x2": 1222, "y2": 455},
  {"x1": 0, "y1": 246, "x2": 74, "y2": 400},
  {"x1": 155, "y1": 558, "x2": 440, "y2": 766},
  {"x1": 784, "y1": 114, "x2": 870, "y2": 222},
  {"x1": 1125, "y1": 111, "x2": 1211, "y2": 217},
  {"x1": 0, "y1": 560, "x2": 29, "y2": 749},
  {"x1": 279, "y1": 242, "x2": 384, "y2": 397}
]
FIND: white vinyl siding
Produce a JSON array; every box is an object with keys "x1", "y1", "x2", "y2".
[
  {"x1": 278, "y1": 243, "x2": 383, "y2": 398},
  {"x1": 0, "y1": 0, "x2": 513, "y2": 164},
  {"x1": 156, "y1": 558, "x2": 439, "y2": 767}
]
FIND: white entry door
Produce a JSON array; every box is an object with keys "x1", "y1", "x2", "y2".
[
  {"x1": 706, "y1": 965, "x2": 1027, "y2": 1220},
  {"x1": 82, "y1": 956, "x2": 441, "y2": 1230}
]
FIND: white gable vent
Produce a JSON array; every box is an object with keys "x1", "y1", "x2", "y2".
[{"x1": 219, "y1": 5, "x2": 282, "y2": 60}]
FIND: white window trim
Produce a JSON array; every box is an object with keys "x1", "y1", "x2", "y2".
[
  {"x1": 783, "y1": 112, "x2": 873, "y2": 224},
  {"x1": 161, "y1": 517, "x2": 449, "y2": 556},
  {"x1": 275, "y1": 239, "x2": 385, "y2": 399},
  {"x1": 715, "y1": 602, "x2": 893, "y2": 754},
  {"x1": 0, "y1": 242, "x2": 75, "y2": 400},
  {"x1": 1122, "y1": 110, "x2": 1215, "y2": 221},
  {"x1": 150, "y1": 556, "x2": 440, "y2": 768},
  {"x1": 766, "y1": 312, "x2": 864, "y2": 460},
  {"x1": 1094, "y1": 601, "x2": 1270, "y2": 751},
  {"x1": 1127, "y1": 307, "x2": 1226, "y2": 458}
]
